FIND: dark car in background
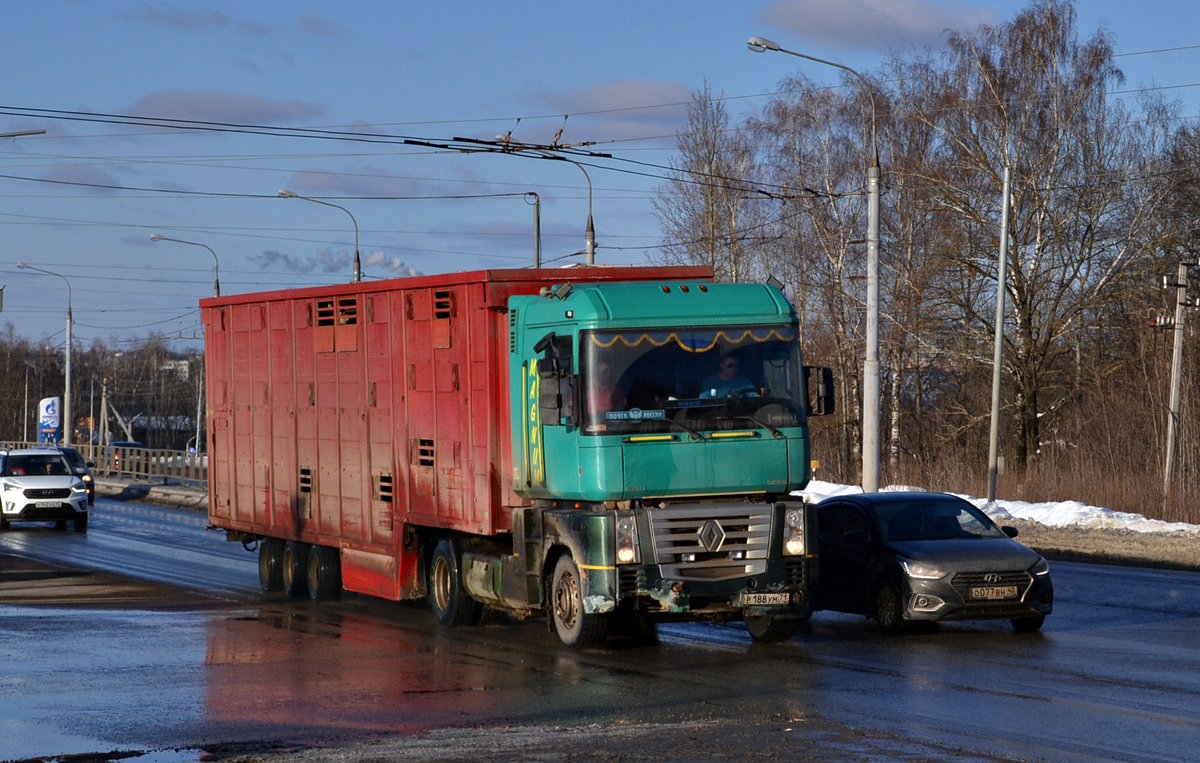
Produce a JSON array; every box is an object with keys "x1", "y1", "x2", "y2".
[
  {"x1": 57, "y1": 446, "x2": 95, "y2": 505},
  {"x1": 814, "y1": 492, "x2": 1053, "y2": 635},
  {"x1": 108, "y1": 441, "x2": 145, "y2": 474}
]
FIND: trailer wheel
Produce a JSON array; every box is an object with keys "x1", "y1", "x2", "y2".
[
  {"x1": 258, "y1": 538, "x2": 284, "y2": 592},
  {"x1": 551, "y1": 554, "x2": 610, "y2": 649},
  {"x1": 744, "y1": 612, "x2": 797, "y2": 643},
  {"x1": 307, "y1": 545, "x2": 342, "y2": 601},
  {"x1": 428, "y1": 539, "x2": 482, "y2": 627},
  {"x1": 281, "y1": 540, "x2": 310, "y2": 599}
]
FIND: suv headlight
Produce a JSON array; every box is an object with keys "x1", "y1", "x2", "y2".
[
  {"x1": 3, "y1": 482, "x2": 21, "y2": 493},
  {"x1": 900, "y1": 557, "x2": 948, "y2": 580}
]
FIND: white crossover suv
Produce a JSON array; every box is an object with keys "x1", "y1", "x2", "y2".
[{"x1": 0, "y1": 448, "x2": 91, "y2": 532}]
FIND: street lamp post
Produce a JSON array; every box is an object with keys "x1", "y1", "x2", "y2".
[
  {"x1": 150, "y1": 234, "x2": 220, "y2": 297},
  {"x1": 748, "y1": 35, "x2": 882, "y2": 493},
  {"x1": 278, "y1": 189, "x2": 362, "y2": 282},
  {"x1": 17, "y1": 263, "x2": 73, "y2": 446}
]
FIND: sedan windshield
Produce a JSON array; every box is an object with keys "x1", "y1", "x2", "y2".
[
  {"x1": 868, "y1": 498, "x2": 1006, "y2": 542},
  {"x1": 580, "y1": 323, "x2": 808, "y2": 436}
]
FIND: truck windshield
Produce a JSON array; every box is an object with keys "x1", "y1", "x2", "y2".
[{"x1": 581, "y1": 324, "x2": 808, "y2": 436}]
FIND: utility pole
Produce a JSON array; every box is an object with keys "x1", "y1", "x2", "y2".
[
  {"x1": 987, "y1": 167, "x2": 1013, "y2": 503},
  {"x1": 1163, "y1": 262, "x2": 1190, "y2": 501}
]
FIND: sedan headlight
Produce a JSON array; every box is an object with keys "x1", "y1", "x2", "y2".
[
  {"x1": 1030, "y1": 558, "x2": 1050, "y2": 577},
  {"x1": 900, "y1": 557, "x2": 948, "y2": 580}
]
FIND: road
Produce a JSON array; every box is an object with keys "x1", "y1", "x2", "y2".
[{"x1": 2, "y1": 498, "x2": 1200, "y2": 762}]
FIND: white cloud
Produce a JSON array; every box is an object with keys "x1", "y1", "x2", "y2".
[
  {"x1": 761, "y1": 0, "x2": 997, "y2": 51},
  {"x1": 363, "y1": 251, "x2": 422, "y2": 277},
  {"x1": 536, "y1": 80, "x2": 692, "y2": 143},
  {"x1": 130, "y1": 90, "x2": 325, "y2": 124}
]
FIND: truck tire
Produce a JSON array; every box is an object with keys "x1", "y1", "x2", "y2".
[
  {"x1": 307, "y1": 545, "x2": 342, "y2": 601},
  {"x1": 551, "y1": 554, "x2": 610, "y2": 649},
  {"x1": 281, "y1": 540, "x2": 310, "y2": 599},
  {"x1": 744, "y1": 612, "x2": 797, "y2": 643},
  {"x1": 428, "y1": 538, "x2": 482, "y2": 627},
  {"x1": 258, "y1": 538, "x2": 285, "y2": 592}
]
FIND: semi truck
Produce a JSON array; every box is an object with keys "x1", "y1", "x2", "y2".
[{"x1": 201, "y1": 265, "x2": 834, "y2": 647}]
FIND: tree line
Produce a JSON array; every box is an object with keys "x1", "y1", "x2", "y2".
[
  {"x1": 654, "y1": 1, "x2": 1200, "y2": 521},
  {"x1": 0, "y1": 326, "x2": 201, "y2": 452}
]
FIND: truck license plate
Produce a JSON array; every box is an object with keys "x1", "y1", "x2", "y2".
[
  {"x1": 740, "y1": 592, "x2": 790, "y2": 606},
  {"x1": 971, "y1": 585, "x2": 1018, "y2": 600},
  {"x1": 35, "y1": 500, "x2": 60, "y2": 509}
]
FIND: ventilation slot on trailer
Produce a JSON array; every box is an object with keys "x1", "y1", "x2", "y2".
[
  {"x1": 299, "y1": 468, "x2": 313, "y2": 494},
  {"x1": 417, "y1": 439, "x2": 435, "y2": 467},
  {"x1": 378, "y1": 474, "x2": 394, "y2": 503}
]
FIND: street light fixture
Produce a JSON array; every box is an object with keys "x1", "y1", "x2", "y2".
[
  {"x1": 278, "y1": 189, "x2": 362, "y2": 283},
  {"x1": 748, "y1": 35, "x2": 882, "y2": 493},
  {"x1": 150, "y1": 234, "x2": 220, "y2": 297},
  {"x1": 17, "y1": 263, "x2": 73, "y2": 446}
]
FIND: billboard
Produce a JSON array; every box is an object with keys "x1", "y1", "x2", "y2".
[{"x1": 38, "y1": 396, "x2": 61, "y2": 444}]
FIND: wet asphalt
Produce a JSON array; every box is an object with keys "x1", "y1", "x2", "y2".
[{"x1": 2, "y1": 496, "x2": 1200, "y2": 762}]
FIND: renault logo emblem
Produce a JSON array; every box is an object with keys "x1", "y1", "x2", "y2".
[
  {"x1": 699, "y1": 519, "x2": 726, "y2": 552},
  {"x1": 983, "y1": 573, "x2": 1002, "y2": 584}
]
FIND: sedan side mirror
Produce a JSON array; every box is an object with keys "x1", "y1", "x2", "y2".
[{"x1": 1001, "y1": 525, "x2": 1019, "y2": 538}]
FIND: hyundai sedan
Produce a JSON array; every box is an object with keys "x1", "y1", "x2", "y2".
[{"x1": 814, "y1": 492, "x2": 1052, "y2": 635}]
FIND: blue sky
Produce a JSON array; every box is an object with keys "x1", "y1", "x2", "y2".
[{"x1": 2, "y1": 0, "x2": 1198, "y2": 349}]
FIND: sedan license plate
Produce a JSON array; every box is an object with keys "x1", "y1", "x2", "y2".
[
  {"x1": 970, "y1": 585, "x2": 1018, "y2": 600},
  {"x1": 740, "y1": 592, "x2": 791, "y2": 606},
  {"x1": 35, "y1": 500, "x2": 61, "y2": 509}
]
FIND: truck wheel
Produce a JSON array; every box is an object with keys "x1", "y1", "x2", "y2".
[
  {"x1": 428, "y1": 539, "x2": 481, "y2": 627},
  {"x1": 74, "y1": 514, "x2": 88, "y2": 533},
  {"x1": 281, "y1": 540, "x2": 310, "y2": 599},
  {"x1": 551, "y1": 554, "x2": 610, "y2": 649},
  {"x1": 744, "y1": 612, "x2": 797, "y2": 643},
  {"x1": 307, "y1": 545, "x2": 342, "y2": 601},
  {"x1": 258, "y1": 538, "x2": 285, "y2": 592}
]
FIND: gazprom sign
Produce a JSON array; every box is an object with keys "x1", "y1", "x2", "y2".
[{"x1": 38, "y1": 396, "x2": 61, "y2": 444}]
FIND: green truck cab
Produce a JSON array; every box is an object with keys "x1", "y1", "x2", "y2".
[{"x1": 501, "y1": 278, "x2": 833, "y2": 646}]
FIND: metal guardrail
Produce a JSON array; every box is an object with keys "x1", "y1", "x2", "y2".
[{"x1": 1, "y1": 441, "x2": 208, "y2": 487}]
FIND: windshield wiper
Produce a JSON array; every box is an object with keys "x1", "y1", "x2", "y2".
[
  {"x1": 729, "y1": 413, "x2": 784, "y2": 439},
  {"x1": 668, "y1": 415, "x2": 707, "y2": 441}
]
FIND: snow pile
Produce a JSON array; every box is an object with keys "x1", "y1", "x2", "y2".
[{"x1": 797, "y1": 480, "x2": 1200, "y2": 536}]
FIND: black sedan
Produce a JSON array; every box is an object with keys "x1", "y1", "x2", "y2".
[{"x1": 813, "y1": 492, "x2": 1052, "y2": 635}]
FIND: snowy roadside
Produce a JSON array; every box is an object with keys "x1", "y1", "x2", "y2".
[{"x1": 799, "y1": 480, "x2": 1200, "y2": 572}]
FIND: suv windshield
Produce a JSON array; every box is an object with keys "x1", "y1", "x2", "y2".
[
  {"x1": 581, "y1": 323, "x2": 808, "y2": 436},
  {"x1": 3, "y1": 453, "x2": 72, "y2": 477}
]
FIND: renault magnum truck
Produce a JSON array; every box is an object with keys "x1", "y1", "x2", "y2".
[{"x1": 202, "y1": 265, "x2": 833, "y2": 647}]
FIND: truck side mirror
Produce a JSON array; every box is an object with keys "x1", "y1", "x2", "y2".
[
  {"x1": 804, "y1": 366, "x2": 836, "y2": 416},
  {"x1": 535, "y1": 333, "x2": 577, "y2": 427}
]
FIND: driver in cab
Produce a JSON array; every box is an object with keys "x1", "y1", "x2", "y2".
[{"x1": 699, "y1": 354, "x2": 759, "y2": 398}]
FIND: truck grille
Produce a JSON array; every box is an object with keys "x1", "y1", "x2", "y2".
[
  {"x1": 24, "y1": 488, "x2": 72, "y2": 500},
  {"x1": 649, "y1": 504, "x2": 772, "y2": 582}
]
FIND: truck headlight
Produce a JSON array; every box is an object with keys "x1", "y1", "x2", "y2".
[
  {"x1": 783, "y1": 507, "x2": 805, "y2": 556},
  {"x1": 615, "y1": 512, "x2": 640, "y2": 564}
]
